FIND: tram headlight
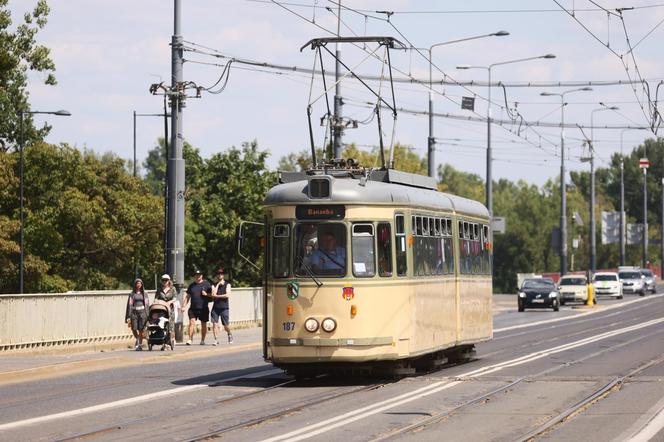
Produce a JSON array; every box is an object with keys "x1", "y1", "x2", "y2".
[
  {"x1": 549, "y1": 292, "x2": 558, "y2": 298},
  {"x1": 321, "y1": 317, "x2": 337, "y2": 332},
  {"x1": 304, "y1": 318, "x2": 319, "y2": 332},
  {"x1": 518, "y1": 292, "x2": 526, "y2": 298}
]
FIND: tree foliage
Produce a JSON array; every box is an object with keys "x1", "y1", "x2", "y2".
[
  {"x1": 0, "y1": 144, "x2": 163, "y2": 293},
  {"x1": 144, "y1": 139, "x2": 275, "y2": 287},
  {"x1": 0, "y1": 0, "x2": 57, "y2": 152}
]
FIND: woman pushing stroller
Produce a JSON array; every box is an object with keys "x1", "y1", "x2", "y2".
[
  {"x1": 154, "y1": 274, "x2": 177, "y2": 346},
  {"x1": 125, "y1": 278, "x2": 150, "y2": 351}
]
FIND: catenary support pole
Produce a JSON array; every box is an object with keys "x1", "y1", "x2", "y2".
[
  {"x1": 168, "y1": 0, "x2": 186, "y2": 342},
  {"x1": 333, "y1": 1, "x2": 342, "y2": 159}
]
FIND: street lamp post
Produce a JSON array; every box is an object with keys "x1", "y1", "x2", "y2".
[
  {"x1": 620, "y1": 130, "x2": 626, "y2": 266},
  {"x1": 540, "y1": 87, "x2": 592, "y2": 276},
  {"x1": 643, "y1": 145, "x2": 649, "y2": 268},
  {"x1": 423, "y1": 31, "x2": 509, "y2": 178},
  {"x1": 457, "y1": 53, "x2": 556, "y2": 217},
  {"x1": 589, "y1": 104, "x2": 619, "y2": 273},
  {"x1": 18, "y1": 109, "x2": 71, "y2": 294}
]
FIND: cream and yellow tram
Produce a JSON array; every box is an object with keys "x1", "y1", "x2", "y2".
[{"x1": 262, "y1": 166, "x2": 492, "y2": 376}]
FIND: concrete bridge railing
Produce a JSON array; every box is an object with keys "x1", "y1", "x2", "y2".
[{"x1": 0, "y1": 288, "x2": 263, "y2": 351}]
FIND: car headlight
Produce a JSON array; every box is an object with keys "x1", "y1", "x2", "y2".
[
  {"x1": 518, "y1": 292, "x2": 526, "y2": 298},
  {"x1": 549, "y1": 292, "x2": 558, "y2": 298},
  {"x1": 321, "y1": 317, "x2": 337, "y2": 332},
  {"x1": 304, "y1": 318, "x2": 319, "y2": 332}
]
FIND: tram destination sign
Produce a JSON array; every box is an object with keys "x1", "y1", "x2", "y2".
[{"x1": 296, "y1": 205, "x2": 345, "y2": 220}]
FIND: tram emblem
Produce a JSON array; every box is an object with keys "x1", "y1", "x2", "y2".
[
  {"x1": 342, "y1": 286, "x2": 354, "y2": 301},
  {"x1": 286, "y1": 281, "x2": 300, "y2": 300}
]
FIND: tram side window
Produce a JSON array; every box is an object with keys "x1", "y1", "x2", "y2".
[
  {"x1": 482, "y1": 224, "x2": 492, "y2": 274},
  {"x1": 352, "y1": 224, "x2": 376, "y2": 277},
  {"x1": 443, "y1": 219, "x2": 455, "y2": 274},
  {"x1": 377, "y1": 223, "x2": 393, "y2": 277},
  {"x1": 272, "y1": 223, "x2": 290, "y2": 278},
  {"x1": 413, "y1": 216, "x2": 424, "y2": 276},
  {"x1": 459, "y1": 221, "x2": 471, "y2": 274},
  {"x1": 395, "y1": 214, "x2": 407, "y2": 276},
  {"x1": 471, "y1": 223, "x2": 482, "y2": 273}
]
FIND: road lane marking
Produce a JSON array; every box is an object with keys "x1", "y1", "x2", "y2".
[
  {"x1": 0, "y1": 368, "x2": 281, "y2": 432},
  {"x1": 260, "y1": 316, "x2": 664, "y2": 442},
  {"x1": 625, "y1": 396, "x2": 664, "y2": 442},
  {"x1": 465, "y1": 317, "x2": 664, "y2": 378},
  {"x1": 494, "y1": 293, "x2": 664, "y2": 333},
  {"x1": 261, "y1": 381, "x2": 462, "y2": 442}
]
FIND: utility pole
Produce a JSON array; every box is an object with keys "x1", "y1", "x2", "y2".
[
  {"x1": 643, "y1": 157, "x2": 649, "y2": 268},
  {"x1": 168, "y1": 0, "x2": 186, "y2": 342},
  {"x1": 332, "y1": 1, "x2": 342, "y2": 159}
]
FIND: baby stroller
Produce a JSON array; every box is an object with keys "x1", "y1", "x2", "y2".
[{"x1": 147, "y1": 300, "x2": 174, "y2": 351}]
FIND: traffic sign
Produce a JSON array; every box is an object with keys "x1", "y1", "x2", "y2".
[
  {"x1": 461, "y1": 96, "x2": 475, "y2": 111},
  {"x1": 639, "y1": 158, "x2": 650, "y2": 169}
]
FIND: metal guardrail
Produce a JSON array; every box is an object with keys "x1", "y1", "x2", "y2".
[{"x1": 0, "y1": 288, "x2": 263, "y2": 351}]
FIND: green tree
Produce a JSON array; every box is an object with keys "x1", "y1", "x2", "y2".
[
  {"x1": 0, "y1": 143, "x2": 164, "y2": 293},
  {"x1": 438, "y1": 164, "x2": 485, "y2": 202},
  {"x1": 187, "y1": 141, "x2": 276, "y2": 286},
  {"x1": 277, "y1": 143, "x2": 426, "y2": 175},
  {"x1": 0, "y1": 0, "x2": 57, "y2": 152}
]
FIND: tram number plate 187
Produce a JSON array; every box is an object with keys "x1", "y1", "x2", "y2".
[{"x1": 283, "y1": 322, "x2": 296, "y2": 331}]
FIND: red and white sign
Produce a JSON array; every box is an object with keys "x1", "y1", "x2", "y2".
[{"x1": 639, "y1": 158, "x2": 650, "y2": 169}]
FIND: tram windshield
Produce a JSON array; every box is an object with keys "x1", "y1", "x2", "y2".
[{"x1": 295, "y1": 223, "x2": 347, "y2": 277}]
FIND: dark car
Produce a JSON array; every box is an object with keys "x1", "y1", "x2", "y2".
[{"x1": 518, "y1": 278, "x2": 560, "y2": 312}]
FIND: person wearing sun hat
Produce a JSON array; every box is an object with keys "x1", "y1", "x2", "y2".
[
  {"x1": 155, "y1": 274, "x2": 176, "y2": 302},
  {"x1": 155, "y1": 274, "x2": 177, "y2": 344}
]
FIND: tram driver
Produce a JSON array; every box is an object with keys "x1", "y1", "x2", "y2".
[{"x1": 309, "y1": 231, "x2": 346, "y2": 274}]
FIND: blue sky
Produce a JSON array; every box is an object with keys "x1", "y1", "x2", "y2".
[{"x1": 18, "y1": 0, "x2": 664, "y2": 185}]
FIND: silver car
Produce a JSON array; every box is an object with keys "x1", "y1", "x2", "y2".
[
  {"x1": 619, "y1": 270, "x2": 646, "y2": 296},
  {"x1": 640, "y1": 269, "x2": 656, "y2": 294}
]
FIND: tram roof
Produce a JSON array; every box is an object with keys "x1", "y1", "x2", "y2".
[{"x1": 264, "y1": 169, "x2": 489, "y2": 219}]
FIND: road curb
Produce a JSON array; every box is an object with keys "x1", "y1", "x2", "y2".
[{"x1": 0, "y1": 342, "x2": 262, "y2": 386}]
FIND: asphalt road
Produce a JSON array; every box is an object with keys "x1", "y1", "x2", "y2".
[{"x1": 1, "y1": 291, "x2": 663, "y2": 442}]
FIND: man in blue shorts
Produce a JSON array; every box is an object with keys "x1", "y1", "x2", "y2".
[
  {"x1": 182, "y1": 269, "x2": 212, "y2": 345},
  {"x1": 210, "y1": 267, "x2": 233, "y2": 345}
]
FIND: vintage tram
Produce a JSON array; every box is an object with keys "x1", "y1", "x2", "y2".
[{"x1": 260, "y1": 162, "x2": 492, "y2": 376}]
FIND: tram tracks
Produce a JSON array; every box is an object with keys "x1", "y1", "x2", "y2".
[
  {"x1": 367, "y1": 323, "x2": 664, "y2": 441},
  {"x1": 53, "y1": 372, "x2": 392, "y2": 442},
  {"x1": 182, "y1": 380, "x2": 393, "y2": 441},
  {"x1": 511, "y1": 353, "x2": 664, "y2": 442}
]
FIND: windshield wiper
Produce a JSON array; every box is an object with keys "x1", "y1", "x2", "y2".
[{"x1": 296, "y1": 256, "x2": 323, "y2": 287}]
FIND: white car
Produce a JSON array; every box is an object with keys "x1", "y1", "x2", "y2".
[
  {"x1": 558, "y1": 275, "x2": 588, "y2": 305},
  {"x1": 592, "y1": 272, "x2": 623, "y2": 299}
]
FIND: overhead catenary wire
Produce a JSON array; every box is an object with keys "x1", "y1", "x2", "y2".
[
  {"x1": 181, "y1": 41, "x2": 663, "y2": 88},
  {"x1": 244, "y1": 0, "x2": 664, "y2": 15},
  {"x1": 265, "y1": 0, "x2": 563, "y2": 159},
  {"x1": 190, "y1": 1, "x2": 655, "y2": 169}
]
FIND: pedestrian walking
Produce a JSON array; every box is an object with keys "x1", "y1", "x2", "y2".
[
  {"x1": 210, "y1": 267, "x2": 233, "y2": 345},
  {"x1": 125, "y1": 278, "x2": 150, "y2": 351},
  {"x1": 181, "y1": 269, "x2": 212, "y2": 345},
  {"x1": 155, "y1": 274, "x2": 177, "y2": 344},
  {"x1": 155, "y1": 273, "x2": 176, "y2": 302}
]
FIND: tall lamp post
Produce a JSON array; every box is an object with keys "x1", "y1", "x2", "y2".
[
  {"x1": 540, "y1": 87, "x2": 592, "y2": 276},
  {"x1": 422, "y1": 30, "x2": 509, "y2": 178},
  {"x1": 589, "y1": 104, "x2": 619, "y2": 273},
  {"x1": 18, "y1": 109, "x2": 71, "y2": 294},
  {"x1": 457, "y1": 53, "x2": 556, "y2": 217}
]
